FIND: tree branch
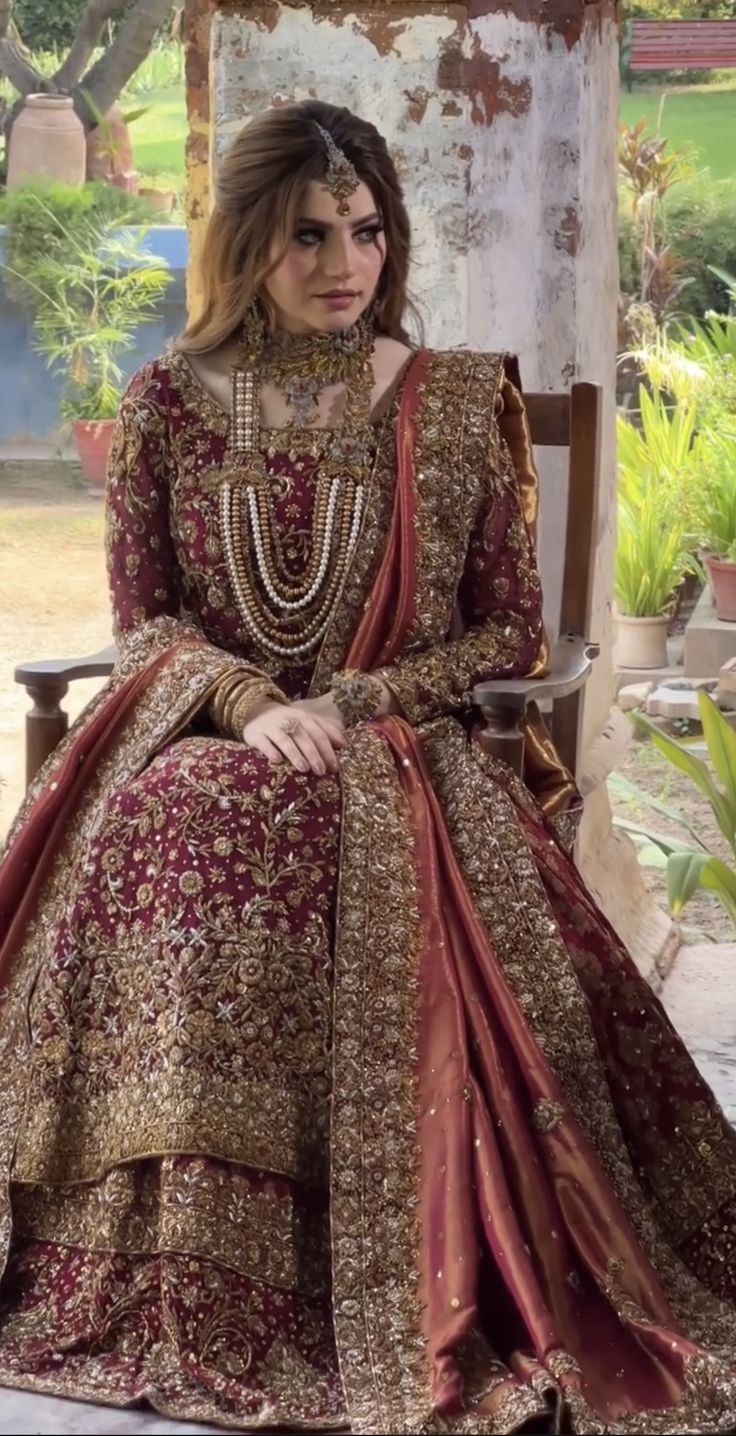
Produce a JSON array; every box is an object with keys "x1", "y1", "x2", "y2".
[
  {"x1": 73, "y1": 0, "x2": 175, "y2": 128},
  {"x1": 54, "y1": 0, "x2": 131, "y2": 93},
  {"x1": 0, "y1": 18, "x2": 45, "y2": 96},
  {"x1": 0, "y1": 0, "x2": 13, "y2": 43}
]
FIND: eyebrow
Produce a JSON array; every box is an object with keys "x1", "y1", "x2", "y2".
[{"x1": 295, "y1": 212, "x2": 382, "y2": 229}]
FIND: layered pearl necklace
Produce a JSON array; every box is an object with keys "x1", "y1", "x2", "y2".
[{"x1": 219, "y1": 311, "x2": 377, "y2": 661}]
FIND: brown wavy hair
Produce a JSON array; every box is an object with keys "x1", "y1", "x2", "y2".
[{"x1": 178, "y1": 100, "x2": 413, "y2": 353}]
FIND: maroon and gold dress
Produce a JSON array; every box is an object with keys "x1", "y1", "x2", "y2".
[{"x1": 1, "y1": 348, "x2": 736, "y2": 1433}]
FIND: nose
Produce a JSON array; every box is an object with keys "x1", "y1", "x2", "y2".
[{"x1": 320, "y1": 229, "x2": 355, "y2": 282}]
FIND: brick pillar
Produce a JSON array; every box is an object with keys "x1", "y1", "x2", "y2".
[
  {"x1": 186, "y1": 0, "x2": 677, "y2": 974},
  {"x1": 183, "y1": 0, "x2": 213, "y2": 318}
]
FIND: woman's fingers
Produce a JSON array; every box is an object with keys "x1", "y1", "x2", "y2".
[
  {"x1": 301, "y1": 717, "x2": 340, "y2": 772},
  {"x1": 254, "y1": 734, "x2": 282, "y2": 765},
  {"x1": 243, "y1": 710, "x2": 346, "y2": 776},
  {"x1": 291, "y1": 724, "x2": 331, "y2": 776},
  {"x1": 314, "y1": 717, "x2": 347, "y2": 748},
  {"x1": 271, "y1": 730, "x2": 311, "y2": 773}
]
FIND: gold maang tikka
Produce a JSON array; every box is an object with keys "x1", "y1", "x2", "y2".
[{"x1": 316, "y1": 124, "x2": 359, "y2": 216}]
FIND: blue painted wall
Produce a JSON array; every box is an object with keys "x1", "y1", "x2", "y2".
[{"x1": 0, "y1": 225, "x2": 188, "y2": 446}]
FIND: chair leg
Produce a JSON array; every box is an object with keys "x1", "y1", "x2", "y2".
[
  {"x1": 475, "y1": 705, "x2": 526, "y2": 777},
  {"x1": 24, "y1": 680, "x2": 69, "y2": 789}
]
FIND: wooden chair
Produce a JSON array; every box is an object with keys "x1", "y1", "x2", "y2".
[{"x1": 14, "y1": 382, "x2": 602, "y2": 789}]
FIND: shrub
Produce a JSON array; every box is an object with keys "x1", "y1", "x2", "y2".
[
  {"x1": 619, "y1": 206, "x2": 641, "y2": 300},
  {"x1": 0, "y1": 181, "x2": 158, "y2": 308},
  {"x1": 663, "y1": 178, "x2": 736, "y2": 317},
  {"x1": 1, "y1": 190, "x2": 172, "y2": 420},
  {"x1": 15, "y1": 0, "x2": 88, "y2": 51},
  {"x1": 615, "y1": 390, "x2": 700, "y2": 616}
]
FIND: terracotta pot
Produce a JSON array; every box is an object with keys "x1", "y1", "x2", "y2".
[
  {"x1": 72, "y1": 419, "x2": 116, "y2": 494},
  {"x1": 86, "y1": 102, "x2": 134, "y2": 182},
  {"x1": 7, "y1": 94, "x2": 86, "y2": 190},
  {"x1": 707, "y1": 555, "x2": 736, "y2": 623},
  {"x1": 110, "y1": 170, "x2": 140, "y2": 194},
  {"x1": 139, "y1": 185, "x2": 176, "y2": 214},
  {"x1": 615, "y1": 612, "x2": 669, "y2": 670}
]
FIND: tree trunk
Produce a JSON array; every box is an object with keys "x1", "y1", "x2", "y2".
[
  {"x1": 54, "y1": 0, "x2": 131, "y2": 93},
  {"x1": 72, "y1": 0, "x2": 175, "y2": 129}
]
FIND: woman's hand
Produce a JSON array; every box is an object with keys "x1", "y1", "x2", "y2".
[{"x1": 240, "y1": 701, "x2": 345, "y2": 776}]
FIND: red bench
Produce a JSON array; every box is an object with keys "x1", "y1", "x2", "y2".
[{"x1": 623, "y1": 19, "x2": 736, "y2": 82}]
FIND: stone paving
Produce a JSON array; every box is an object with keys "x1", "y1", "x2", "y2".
[{"x1": 2, "y1": 942, "x2": 735, "y2": 1434}]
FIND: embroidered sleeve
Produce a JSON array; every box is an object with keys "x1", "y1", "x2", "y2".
[
  {"x1": 375, "y1": 374, "x2": 545, "y2": 725},
  {"x1": 105, "y1": 364, "x2": 287, "y2": 726},
  {"x1": 106, "y1": 364, "x2": 185, "y2": 643}
]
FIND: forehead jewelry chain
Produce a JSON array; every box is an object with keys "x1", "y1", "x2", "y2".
[{"x1": 315, "y1": 123, "x2": 360, "y2": 216}]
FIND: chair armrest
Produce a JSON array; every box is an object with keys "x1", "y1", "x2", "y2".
[
  {"x1": 14, "y1": 642, "x2": 118, "y2": 690},
  {"x1": 472, "y1": 635, "x2": 600, "y2": 712},
  {"x1": 15, "y1": 643, "x2": 118, "y2": 789}
]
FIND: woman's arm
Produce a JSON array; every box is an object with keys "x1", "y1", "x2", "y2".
[
  {"x1": 366, "y1": 372, "x2": 546, "y2": 727},
  {"x1": 105, "y1": 365, "x2": 287, "y2": 734}
]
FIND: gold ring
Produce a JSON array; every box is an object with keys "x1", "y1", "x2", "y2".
[{"x1": 282, "y1": 716, "x2": 302, "y2": 737}]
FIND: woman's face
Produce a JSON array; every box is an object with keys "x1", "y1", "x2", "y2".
[{"x1": 263, "y1": 178, "x2": 386, "y2": 335}]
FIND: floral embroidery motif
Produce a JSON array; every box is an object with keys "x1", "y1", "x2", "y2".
[{"x1": 532, "y1": 1099, "x2": 566, "y2": 1134}]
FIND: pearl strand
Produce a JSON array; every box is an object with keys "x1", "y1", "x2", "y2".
[
  {"x1": 219, "y1": 481, "x2": 365, "y2": 659},
  {"x1": 246, "y1": 479, "x2": 340, "y2": 612}
]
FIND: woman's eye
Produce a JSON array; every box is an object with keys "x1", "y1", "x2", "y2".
[
  {"x1": 356, "y1": 226, "x2": 384, "y2": 245},
  {"x1": 295, "y1": 230, "x2": 323, "y2": 247}
]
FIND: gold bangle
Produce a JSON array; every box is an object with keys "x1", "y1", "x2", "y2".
[
  {"x1": 210, "y1": 671, "x2": 246, "y2": 732},
  {"x1": 330, "y1": 669, "x2": 384, "y2": 728},
  {"x1": 210, "y1": 672, "x2": 288, "y2": 739},
  {"x1": 230, "y1": 682, "x2": 287, "y2": 738}
]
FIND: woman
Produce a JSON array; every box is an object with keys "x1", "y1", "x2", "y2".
[{"x1": 0, "y1": 100, "x2": 735, "y2": 1435}]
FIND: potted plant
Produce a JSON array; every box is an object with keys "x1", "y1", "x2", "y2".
[
  {"x1": 138, "y1": 182, "x2": 178, "y2": 215},
  {"x1": 2, "y1": 193, "x2": 171, "y2": 491},
  {"x1": 692, "y1": 431, "x2": 736, "y2": 621},
  {"x1": 615, "y1": 393, "x2": 699, "y2": 668}
]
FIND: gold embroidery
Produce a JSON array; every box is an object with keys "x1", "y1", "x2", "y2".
[
  {"x1": 12, "y1": 1157, "x2": 330, "y2": 1298},
  {"x1": 332, "y1": 726, "x2": 426, "y2": 1431},
  {"x1": 13, "y1": 740, "x2": 339, "y2": 1189},
  {"x1": 374, "y1": 352, "x2": 544, "y2": 725},
  {"x1": 532, "y1": 1098, "x2": 566, "y2": 1134}
]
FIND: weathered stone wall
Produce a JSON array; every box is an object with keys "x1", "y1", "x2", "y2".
[{"x1": 183, "y1": 0, "x2": 676, "y2": 971}]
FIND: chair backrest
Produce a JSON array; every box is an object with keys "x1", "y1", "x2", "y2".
[{"x1": 523, "y1": 382, "x2": 602, "y2": 777}]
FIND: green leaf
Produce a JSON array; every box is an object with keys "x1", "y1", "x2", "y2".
[
  {"x1": 700, "y1": 859, "x2": 736, "y2": 928},
  {"x1": 608, "y1": 772, "x2": 706, "y2": 848},
  {"x1": 613, "y1": 815, "x2": 695, "y2": 856},
  {"x1": 666, "y1": 851, "x2": 711, "y2": 916},
  {"x1": 698, "y1": 691, "x2": 736, "y2": 822}
]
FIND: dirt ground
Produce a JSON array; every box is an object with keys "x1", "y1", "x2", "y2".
[
  {"x1": 1, "y1": 463, "x2": 733, "y2": 942},
  {"x1": 0, "y1": 463, "x2": 110, "y2": 837}
]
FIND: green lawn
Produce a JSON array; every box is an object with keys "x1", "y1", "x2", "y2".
[
  {"x1": 620, "y1": 81, "x2": 736, "y2": 181},
  {"x1": 130, "y1": 89, "x2": 187, "y2": 184}
]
